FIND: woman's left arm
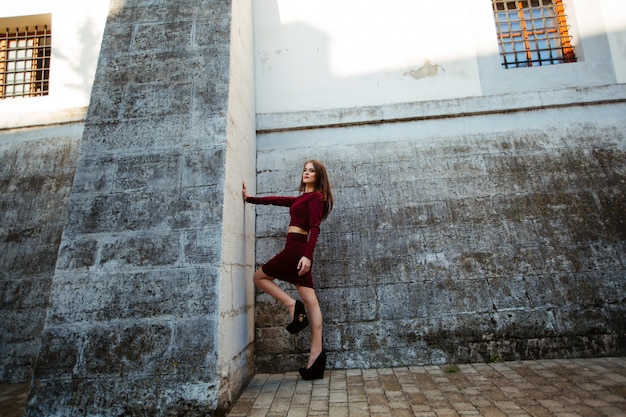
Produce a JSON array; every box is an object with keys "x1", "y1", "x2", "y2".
[{"x1": 298, "y1": 193, "x2": 324, "y2": 275}]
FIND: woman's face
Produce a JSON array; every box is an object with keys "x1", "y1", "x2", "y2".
[{"x1": 302, "y1": 162, "x2": 316, "y2": 187}]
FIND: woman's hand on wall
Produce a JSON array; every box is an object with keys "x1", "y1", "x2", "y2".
[{"x1": 242, "y1": 182, "x2": 248, "y2": 202}]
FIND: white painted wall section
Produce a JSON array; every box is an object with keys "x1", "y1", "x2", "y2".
[
  {"x1": 0, "y1": 0, "x2": 109, "y2": 128},
  {"x1": 254, "y1": 0, "x2": 626, "y2": 115},
  {"x1": 253, "y1": 0, "x2": 482, "y2": 113},
  {"x1": 600, "y1": 0, "x2": 626, "y2": 83}
]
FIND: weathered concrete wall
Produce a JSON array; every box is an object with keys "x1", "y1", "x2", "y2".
[
  {"x1": 1, "y1": 2, "x2": 622, "y2": 415},
  {"x1": 25, "y1": 0, "x2": 256, "y2": 415},
  {"x1": 0, "y1": 0, "x2": 108, "y2": 388},
  {"x1": 0, "y1": 124, "x2": 83, "y2": 383},
  {"x1": 253, "y1": 99, "x2": 626, "y2": 372}
]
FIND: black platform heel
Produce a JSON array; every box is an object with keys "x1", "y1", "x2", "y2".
[
  {"x1": 286, "y1": 300, "x2": 308, "y2": 334},
  {"x1": 299, "y1": 349, "x2": 326, "y2": 380}
]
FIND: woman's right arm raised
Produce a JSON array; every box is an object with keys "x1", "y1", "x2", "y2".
[
  {"x1": 242, "y1": 182, "x2": 297, "y2": 207},
  {"x1": 242, "y1": 182, "x2": 249, "y2": 202}
]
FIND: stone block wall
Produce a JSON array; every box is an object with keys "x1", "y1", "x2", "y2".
[
  {"x1": 0, "y1": 125, "x2": 83, "y2": 383},
  {"x1": 1, "y1": 1, "x2": 623, "y2": 416},
  {"x1": 253, "y1": 100, "x2": 626, "y2": 372},
  {"x1": 24, "y1": 0, "x2": 256, "y2": 415}
]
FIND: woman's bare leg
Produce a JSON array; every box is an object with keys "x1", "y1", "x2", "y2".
[
  {"x1": 254, "y1": 269, "x2": 322, "y2": 368},
  {"x1": 253, "y1": 268, "x2": 297, "y2": 319},
  {"x1": 297, "y1": 286, "x2": 323, "y2": 368}
]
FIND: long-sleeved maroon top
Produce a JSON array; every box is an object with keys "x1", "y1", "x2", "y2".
[{"x1": 246, "y1": 192, "x2": 324, "y2": 261}]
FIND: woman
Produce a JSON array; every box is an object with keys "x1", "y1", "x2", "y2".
[{"x1": 242, "y1": 160, "x2": 334, "y2": 380}]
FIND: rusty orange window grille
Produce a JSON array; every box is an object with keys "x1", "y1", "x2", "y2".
[
  {"x1": 492, "y1": 0, "x2": 576, "y2": 69},
  {"x1": 0, "y1": 25, "x2": 51, "y2": 99}
]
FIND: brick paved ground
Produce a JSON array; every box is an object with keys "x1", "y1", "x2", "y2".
[
  {"x1": 2, "y1": 358, "x2": 625, "y2": 416},
  {"x1": 227, "y1": 357, "x2": 626, "y2": 417}
]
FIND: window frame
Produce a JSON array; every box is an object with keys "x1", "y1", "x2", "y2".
[
  {"x1": 492, "y1": 0, "x2": 576, "y2": 69},
  {"x1": 1, "y1": 18, "x2": 51, "y2": 99}
]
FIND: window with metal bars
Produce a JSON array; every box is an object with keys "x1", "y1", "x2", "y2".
[
  {"x1": 0, "y1": 25, "x2": 51, "y2": 99},
  {"x1": 492, "y1": 0, "x2": 576, "y2": 69}
]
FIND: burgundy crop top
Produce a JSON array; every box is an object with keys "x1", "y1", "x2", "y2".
[{"x1": 246, "y1": 192, "x2": 324, "y2": 261}]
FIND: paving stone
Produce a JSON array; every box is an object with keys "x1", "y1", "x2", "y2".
[
  {"x1": 3, "y1": 358, "x2": 626, "y2": 417},
  {"x1": 328, "y1": 405, "x2": 348, "y2": 417}
]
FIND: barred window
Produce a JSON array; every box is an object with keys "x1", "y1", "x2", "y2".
[
  {"x1": 492, "y1": 0, "x2": 576, "y2": 69},
  {"x1": 1, "y1": 24, "x2": 51, "y2": 99}
]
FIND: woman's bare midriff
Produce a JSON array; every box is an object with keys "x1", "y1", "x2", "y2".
[{"x1": 288, "y1": 226, "x2": 308, "y2": 235}]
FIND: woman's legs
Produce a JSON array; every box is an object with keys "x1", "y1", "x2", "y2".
[
  {"x1": 297, "y1": 286, "x2": 323, "y2": 368},
  {"x1": 253, "y1": 268, "x2": 323, "y2": 369},
  {"x1": 253, "y1": 268, "x2": 298, "y2": 320}
]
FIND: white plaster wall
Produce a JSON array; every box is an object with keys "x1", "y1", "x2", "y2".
[
  {"x1": 219, "y1": 0, "x2": 256, "y2": 407},
  {"x1": 0, "y1": 0, "x2": 109, "y2": 128},
  {"x1": 253, "y1": 0, "x2": 482, "y2": 114},
  {"x1": 601, "y1": 0, "x2": 626, "y2": 83},
  {"x1": 253, "y1": 0, "x2": 626, "y2": 115}
]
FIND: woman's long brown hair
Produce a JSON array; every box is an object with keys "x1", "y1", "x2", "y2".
[{"x1": 299, "y1": 159, "x2": 334, "y2": 221}]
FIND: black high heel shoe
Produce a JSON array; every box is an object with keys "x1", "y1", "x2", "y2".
[
  {"x1": 299, "y1": 349, "x2": 326, "y2": 380},
  {"x1": 286, "y1": 300, "x2": 308, "y2": 334}
]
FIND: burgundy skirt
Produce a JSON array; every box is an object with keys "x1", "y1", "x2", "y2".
[{"x1": 262, "y1": 233, "x2": 314, "y2": 288}]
